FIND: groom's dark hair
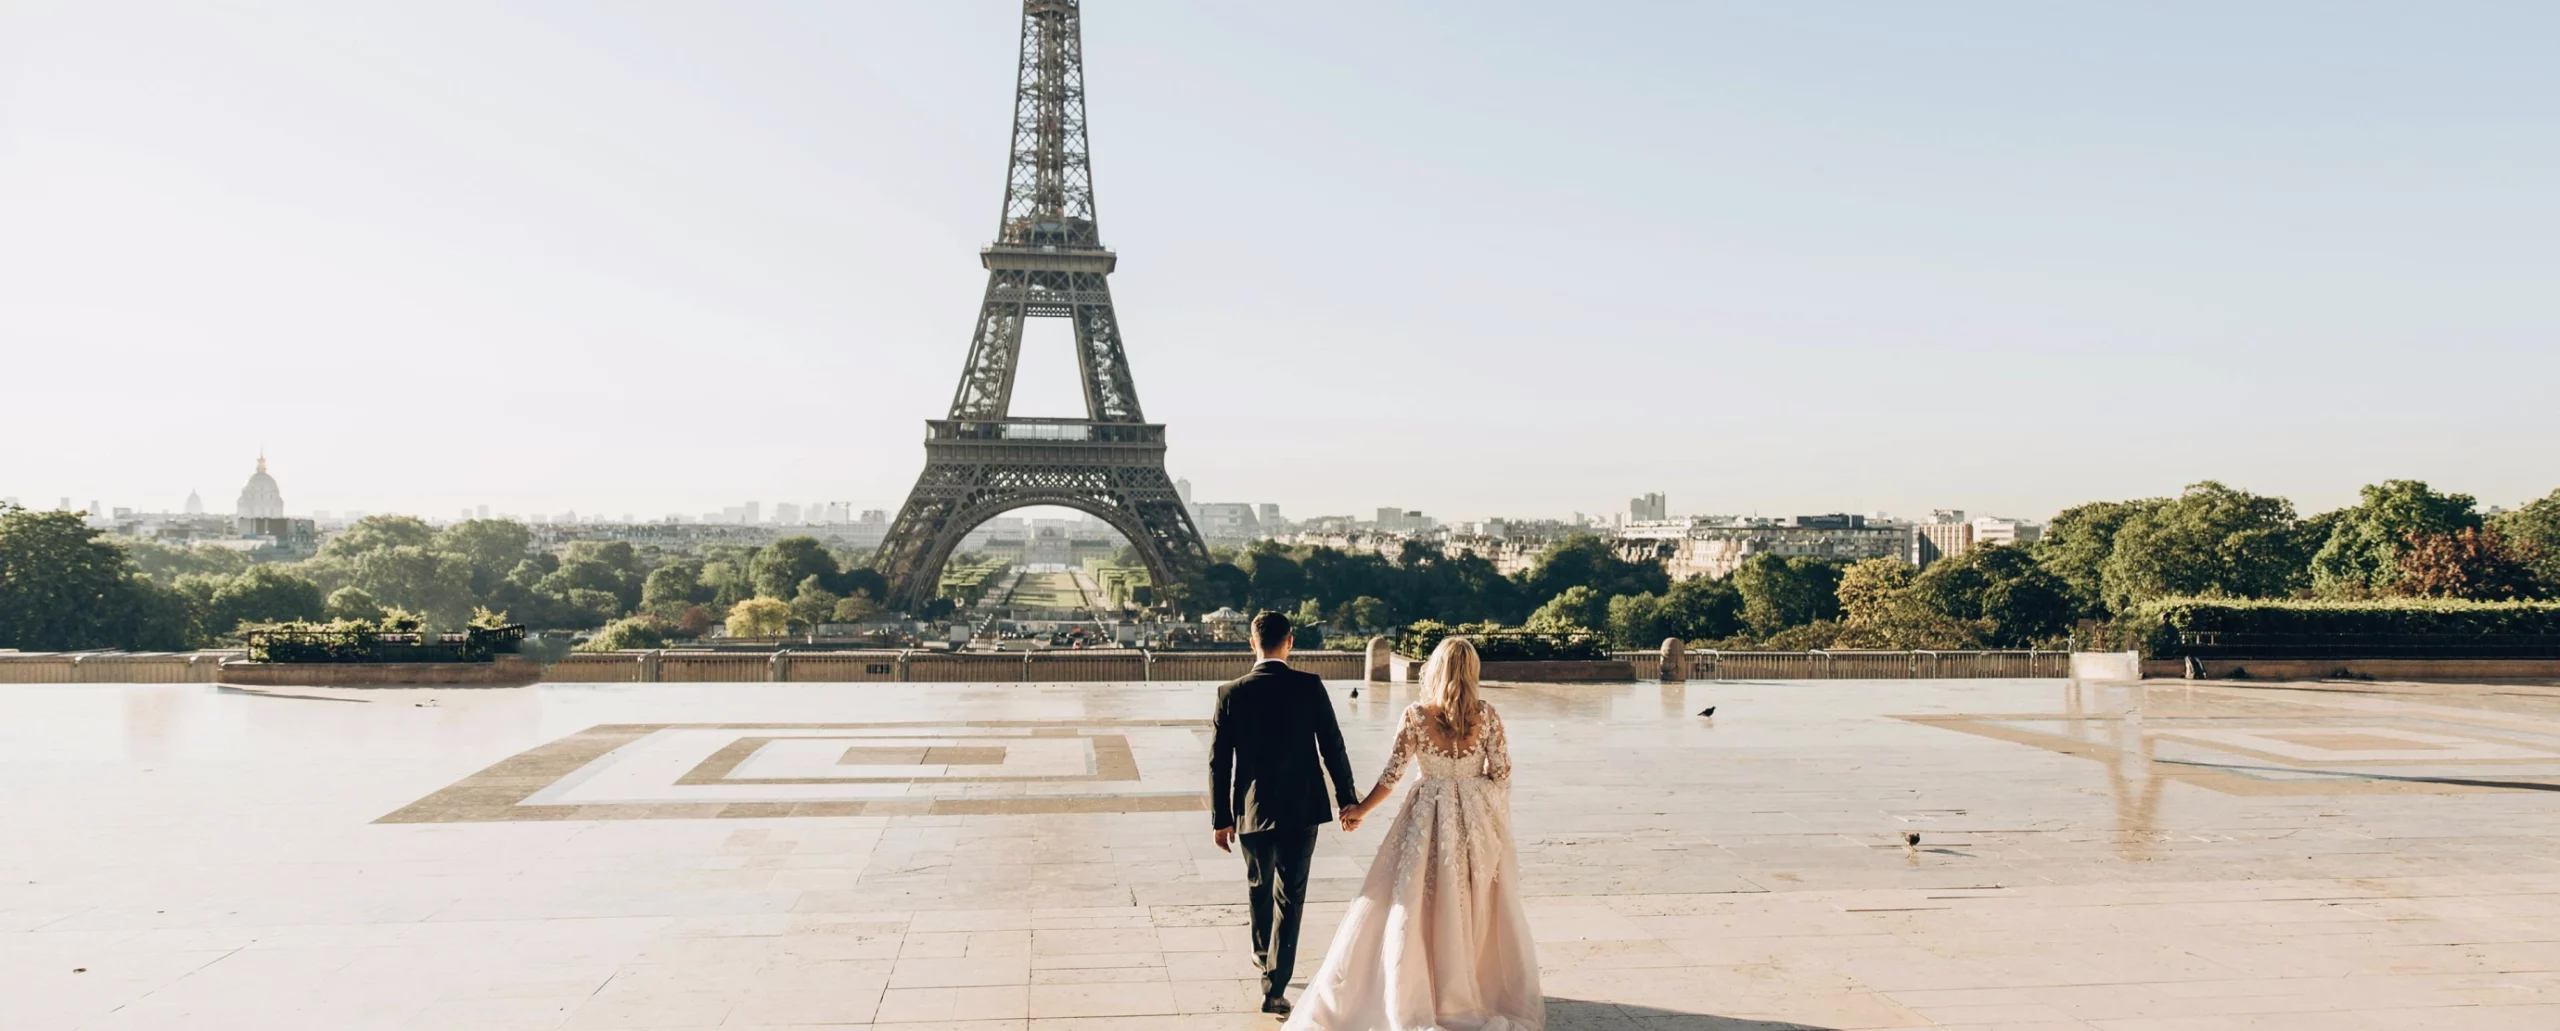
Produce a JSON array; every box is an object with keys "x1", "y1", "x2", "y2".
[{"x1": 1251, "y1": 610, "x2": 1292, "y2": 651}]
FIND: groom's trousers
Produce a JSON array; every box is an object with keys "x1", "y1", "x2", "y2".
[{"x1": 1240, "y1": 824, "x2": 1320, "y2": 1002}]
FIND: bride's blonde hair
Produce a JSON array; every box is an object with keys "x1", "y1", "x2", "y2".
[{"x1": 1419, "y1": 636, "x2": 1483, "y2": 741}]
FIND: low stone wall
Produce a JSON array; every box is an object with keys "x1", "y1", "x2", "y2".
[
  {"x1": 1480, "y1": 659, "x2": 1635, "y2": 683},
  {"x1": 533, "y1": 649, "x2": 1366, "y2": 684},
  {"x1": 2147, "y1": 657, "x2": 2560, "y2": 681},
  {"x1": 0, "y1": 652, "x2": 236, "y2": 684},
  {"x1": 217, "y1": 655, "x2": 542, "y2": 687}
]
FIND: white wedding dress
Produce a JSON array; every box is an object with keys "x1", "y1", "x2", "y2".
[{"x1": 1285, "y1": 700, "x2": 1543, "y2": 1031}]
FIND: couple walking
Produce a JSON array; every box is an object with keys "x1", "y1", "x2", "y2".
[{"x1": 1210, "y1": 611, "x2": 1543, "y2": 1030}]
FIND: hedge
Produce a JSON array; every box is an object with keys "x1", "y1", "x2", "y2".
[
  {"x1": 2114, "y1": 597, "x2": 2560, "y2": 655},
  {"x1": 1396, "y1": 620, "x2": 1611, "y2": 662}
]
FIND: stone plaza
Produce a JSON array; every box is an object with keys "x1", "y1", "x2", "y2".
[{"x1": 5, "y1": 672, "x2": 2559, "y2": 1030}]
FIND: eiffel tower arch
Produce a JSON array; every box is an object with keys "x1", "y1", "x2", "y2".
[{"x1": 875, "y1": 0, "x2": 1207, "y2": 613}]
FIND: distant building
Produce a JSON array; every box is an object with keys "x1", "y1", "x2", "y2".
[
  {"x1": 235, "y1": 454, "x2": 285, "y2": 520},
  {"x1": 1027, "y1": 524, "x2": 1073, "y2": 566},
  {"x1": 241, "y1": 517, "x2": 319, "y2": 557},
  {"x1": 1910, "y1": 517, "x2": 1973, "y2": 569},
  {"x1": 743, "y1": 501, "x2": 761, "y2": 525},
  {"x1": 1973, "y1": 516, "x2": 2042, "y2": 547},
  {"x1": 1365, "y1": 508, "x2": 1436, "y2": 534},
  {"x1": 183, "y1": 489, "x2": 204, "y2": 515},
  {"x1": 774, "y1": 502, "x2": 802, "y2": 526},
  {"x1": 1790, "y1": 513, "x2": 1865, "y2": 530},
  {"x1": 1175, "y1": 478, "x2": 1193, "y2": 505},
  {"x1": 1630, "y1": 492, "x2": 1667, "y2": 521},
  {"x1": 1258, "y1": 503, "x2": 1283, "y2": 530},
  {"x1": 1193, "y1": 503, "x2": 1262, "y2": 541}
]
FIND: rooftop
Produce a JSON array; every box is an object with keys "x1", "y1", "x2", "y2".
[{"x1": 6, "y1": 674, "x2": 2560, "y2": 1028}]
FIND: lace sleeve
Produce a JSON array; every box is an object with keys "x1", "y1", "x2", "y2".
[
  {"x1": 1370, "y1": 705, "x2": 1420, "y2": 797},
  {"x1": 1479, "y1": 702, "x2": 1511, "y2": 782}
]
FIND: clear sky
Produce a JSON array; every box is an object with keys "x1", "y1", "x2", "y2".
[{"x1": 4, "y1": 2, "x2": 2555, "y2": 525}]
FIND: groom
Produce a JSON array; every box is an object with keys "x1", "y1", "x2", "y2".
[{"x1": 1209, "y1": 610, "x2": 1363, "y2": 1017}]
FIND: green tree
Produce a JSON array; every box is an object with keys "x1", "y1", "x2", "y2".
[
  {"x1": 117, "y1": 538, "x2": 252, "y2": 584},
  {"x1": 563, "y1": 589, "x2": 622, "y2": 626},
  {"x1": 1520, "y1": 534, "x2": 1668, "y2": 606},
  {"x1": 2032, "y1": 498, "x2": 2161, "y2": 616},
  {"x1": 750, "y1": 537, "x2": 840, "y2": 600},
  {"x1": 1730, "y1": 554, "x2": 1843, "y2": 637},
  {"x1": 1526, "y1": 585, "x2": 1607, "y2": 631},
  {"x1": 1244, "y1": 543, "x2": 1308, "y2": 610},
  {"x1": 581, "y1": 617, "x2": 666, "y2": 651},
  {"x1": 1337, "y1": 595, "x2": 1392, "y2": 630},
  {"x1": 1186, "y1": 562, "x2": 1251, "y2": 613},
  {"x1": 2492, "y1": 488, "x2": 2560, "y2": 591},
  {"x1": 1833, "y1": 558, "x2": 1982, "y2": 649},
  {"x1": 790, "y1": 575, "x2": 841, "y2": 629},
  {"x1": 832, "y1": 591, "x2": 880, "y2": 623},
  {"x1": 835, "y1": 565, "x2": 890, "y2": 607},
  {"x1": 699, "y1": 560, "x2": 754, "y2": 610},
  {"x1": 541, "y1": 541, "x2": 643, "y2": 613},
  {"x1": 2310, "y1": 480, "x2": 2481, "y2": 596},
  {"x1": 642, "y1": 562, "x2": 703, "y2": 610},
  {"x1": 1604, "y1": 591, "x2": 1664, "y2": 647},
  {"x1": 1290, "y1": 598, "x2": 1327, "y2": 631},
  {"x1": 2098, "y1": 481, "x2": 2306, "y2": 611},
  {"x1": 346, "y1": 546, "x2": 477, "y2": 626},
  {"x1": 1910, "y1": 544, "x2": 2073, "y2": 646},
  {"x1": 0, "y1": 506, "x2": 197, "y2": 650},
  {"x1": 1835, "y1": 558, "x2": 1916, "y2": 629},
  {"x1": 726, "y1": 597, "x2": 791, "y2": 637},
  {"x1": 325, "y1": 586, "x2": 386, "y2": 621},
  {"x1": 188, "y1": 564, "x2": 326, "y2": 638},
  {"x1": 318, "y1": 514, "x2": 436, "y2": 559},
  {"x1": 1656, "y1": 576, "x2": 1744, "y2": 642},
  {"x1": 431, "y1": 519, "x2": 533, "y2": 595}
]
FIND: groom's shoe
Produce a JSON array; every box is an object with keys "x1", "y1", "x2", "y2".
[{"x1": 1260, "y1": 995, "x2": 1292, "y2": 1017}]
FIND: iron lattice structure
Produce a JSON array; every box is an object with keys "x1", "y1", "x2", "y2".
[{"x1": 875, "y1": 0, "x2": 1206, "y2": 612}]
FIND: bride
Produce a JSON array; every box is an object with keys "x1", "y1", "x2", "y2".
[{"x1": 1285, "y1": 637, "x2": 1543, "y2": 1030}]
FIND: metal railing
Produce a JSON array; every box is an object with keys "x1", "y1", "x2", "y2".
[
  {"x1": 531, "y1": 648, "x2": 1369, "y2": 684},
  {"x1": 0, "y1": 647, "x2": 2076, "y2": 685},
  {"x1": 2172, "y1": 632, "x2": 2560, "y2": 659},
  {"x1": 1684, "y1": 649, "x2": 2070, "y2": 680},
  {"x1": 0, "y1": 652, "x2": 237, "y2": 684}
]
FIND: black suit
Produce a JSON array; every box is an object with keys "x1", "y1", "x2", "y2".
[{"x1": 1210, "y1": 658, "x2": 1360, "y2": 1003}]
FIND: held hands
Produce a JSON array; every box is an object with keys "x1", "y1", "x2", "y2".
[{"x1": 1338, "y1": 802, "x2": 1366, "y2": 832}]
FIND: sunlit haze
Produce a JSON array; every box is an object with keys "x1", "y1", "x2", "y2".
[{"x1": 5, "y1": 2, "x2": 2555, "y2": 523}]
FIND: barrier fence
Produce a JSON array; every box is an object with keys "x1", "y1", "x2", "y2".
[
  {"x1": 0, "y1": 652, "x2": 239, "y2": 684},
  {"x1": 0, "y1": 648, "x2": 2068, "y2": 684},
  {"x1": 1683, "y1": 649, "x2": 2071, "y2": 680}
]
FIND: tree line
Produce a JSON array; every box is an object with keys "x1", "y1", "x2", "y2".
[
  {"x1": 1170, "y1": 479, "x2": 2560, "y2": 650},
  {"x1": 4, "y1": 479, "x2": 2555, "y2": 653},
  {"x1": 0, "y1": 509, "x2": 888, "y2": 652}
]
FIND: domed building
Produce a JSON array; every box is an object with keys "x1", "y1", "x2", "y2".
[{"x1": 236, "y1": 454, "x2": 285, "y2": 520}]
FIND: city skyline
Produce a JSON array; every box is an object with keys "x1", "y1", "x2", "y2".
[
  {"x1": 6, "y1": 4, "x2": 2556, "y2": 523},
  {"x1": 5, "y1": 447, "x2": 2541, "y2": 533}
]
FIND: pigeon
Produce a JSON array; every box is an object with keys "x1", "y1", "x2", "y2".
[
  {"x1": 1697, "y1": 706, "x2": 1716, "y2": 718},
  {"x1": 1904, "y1": 832, "x2": 1922, "y2": 848}
]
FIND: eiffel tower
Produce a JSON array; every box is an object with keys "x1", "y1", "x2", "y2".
[{"x1": 875, "y1": 0, "x2": 1207, "y2": 613}]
